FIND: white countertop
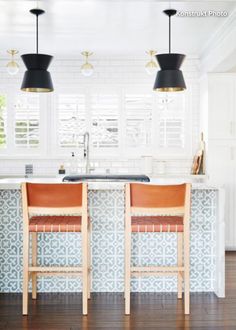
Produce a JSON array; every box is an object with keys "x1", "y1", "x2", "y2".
[{"x1": 0, "y1": 177, "x2": 220, "y2": 190}]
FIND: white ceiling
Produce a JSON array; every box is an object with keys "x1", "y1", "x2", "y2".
[{"x1": 0, "y1": 1, "x2": 235, "y2": 58}]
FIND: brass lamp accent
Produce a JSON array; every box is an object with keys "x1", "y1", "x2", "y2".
[
  {"x1": 6, "y1": 50, "x2": 19, "y2": 75},
  {"x1": 81, "y1": 51, "x2": 94, "y2": 77},
  {"x1": 145, "y1": 50, "x2": 158, "y2": 75}
]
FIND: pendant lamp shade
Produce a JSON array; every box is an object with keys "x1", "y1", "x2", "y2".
[
  {"x1": 154, "y1": 53, "x2": 186, "y2": 92},
  {"x1": 153, "y1": 9, "x2": 186, "y2": 92},
  {"x1": 21, "y1": 9, "x2": 54, "y2": 92},
  {"x1": 21, "y1": 54, "x2": 53, "y2": 92}
]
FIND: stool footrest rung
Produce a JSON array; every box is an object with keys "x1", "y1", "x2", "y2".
[
  {"x1": 132, "y1": 271, "x2": 184, "y2": 277},
  {"x1": 29, "y1": 266, "x2": 82, "y2": 273},
  {"x1": 34, "y1": 272, "x2": 82, "y2": 277},
  {"x1": 131, "y1": 266, "x2": 184, "y2": 273}
]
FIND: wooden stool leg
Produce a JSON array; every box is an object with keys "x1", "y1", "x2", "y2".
[
  {"x1": 82, "y1": 226, "x2": 88, "y2": 315},
  {"x1": 124, "y1": 184, "x2": 131, "y2": 314},
  {"x1": 124, "y1": 274, "x2": 126, "y2": 299},
  {"x1": 87, "y1": 224, "x2": 91, "y2": 299},
  {"x1": 125, "y1": 223, "x2": 131, "y2": 315},
  {"x1": 177, "y1": 233, "x2": 183, "y2": 299},
  {"x1": 22, "y1": 229, "x2": 29, "y2": 315},
  {"x1": 32, "y1": 233, "x2": 37, "y2": 300},
  {"x1": 184, "y1": 227, "x2": 190, "y2": 314}
]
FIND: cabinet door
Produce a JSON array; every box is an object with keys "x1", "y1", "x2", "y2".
[
  {"x1": 208, "y1": 141, "x2": 236, "y2": 249},
  {"x1": 208, "y1": 75, "x2": 236, "y2": 140}
]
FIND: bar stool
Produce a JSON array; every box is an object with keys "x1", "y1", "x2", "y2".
[
  {"x1": 124, "y1": 183, "x2": 191, "y2": 315},
  {"x1": 21, "y1": 183, "x2": 90, "y2": 315}
]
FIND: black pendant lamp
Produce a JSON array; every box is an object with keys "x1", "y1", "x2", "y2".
[
  {"x1": 153, "y1": 9, "x2": 186, "y2": 92},
  {"x1": 21, "y1": 8, "x2": 53, "y2": 92}
]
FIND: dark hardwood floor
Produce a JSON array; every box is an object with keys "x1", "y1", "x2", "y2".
[{"x1": 0, "y1": 252, "x2": 235, "y2": 330}]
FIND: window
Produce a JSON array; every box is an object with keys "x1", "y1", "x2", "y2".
[
  {"x1": 58, "y1": 94, "x2": 86, "y2": 148},
  {"x1": 125, "y1": 93, "x2": 152, "y2": 147},
  {"x1": 91, "y1": 93, "x2": 119, "y2": 149},
  {"x1": 56, "y1": 91, "x2": 120, "y2": 152},
  {"x1": 14, "y1": 95, "x2": 40, "y2": 148},
  {"x1": 157, "y1": 93, "x2": 186, "y2": 149},
  {"x1": 56, "y1": 89, "x2": 189, "y2": 157},
  {"x1": 0, "y1": 95, "x2": 7, "y2": 149}
]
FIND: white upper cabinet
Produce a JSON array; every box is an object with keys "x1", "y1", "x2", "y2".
[
  {"x1": 208, "y1": 74, "x2": 236, "y2": 140},
  {"x1": 206, "y1": 73, "x2": 236, "y2": 249}
]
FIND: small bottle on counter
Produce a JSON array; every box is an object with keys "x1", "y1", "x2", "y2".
[{"x1": 58, "y1": 165, "x2": 66, "y2": 176}]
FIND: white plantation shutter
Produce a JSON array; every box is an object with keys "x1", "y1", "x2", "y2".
[
  {"x1": 14, "y1": 95, "x2": 40, "y2": 148},
  {"x1": 0, "y1": 95, "x2": 7, "y2": 148},
  {"x1": 58, "y1": 94, "x2": 86, "y2": 148},
  {"x1": 125, "y1": 93, "x2": 152, "y2": 147},
  {"x1": 56, "y1": 88, "x2": 189, "y2": 156},
  {"x1": 157, "y1": 93, "x2": 185, "y2": 149},
  {"x1": 91, "y1": 93, "x2": 119, "y2": 149}
]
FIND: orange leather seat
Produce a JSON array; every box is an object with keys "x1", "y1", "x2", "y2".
[
  {"x1": 29, "y1": 215, "x2": 82, "y2": 232},
  {"x1": 131, "y1": 216, "x2": 183, "y2": 232}
]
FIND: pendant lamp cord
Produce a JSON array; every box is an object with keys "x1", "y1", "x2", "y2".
[
  {"x1": 169, "y1": 15, "x2": 171, "y2": 53},
  {"x1": 36, "y1": 13, "x2": 39, "y2": 54}
]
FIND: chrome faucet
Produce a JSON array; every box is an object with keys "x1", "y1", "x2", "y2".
[
  {"x1": 83, "y1": 132, "x2": 90, "y2": 174},
  {"x1": 25, "y1": 164, "x2": 33, "y2": 178}
]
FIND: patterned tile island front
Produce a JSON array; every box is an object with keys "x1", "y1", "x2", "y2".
[{"x1": 0, "y1": 179, "x2": 225, "y2": 297}]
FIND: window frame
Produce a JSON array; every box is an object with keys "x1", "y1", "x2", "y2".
[{"x1": 52, "y1": 86, "x2": 122, "y2": 158}]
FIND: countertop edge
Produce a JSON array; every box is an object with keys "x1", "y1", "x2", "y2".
[{"x1": 0, "y1": 178, "x2": 222, "y2": 191}]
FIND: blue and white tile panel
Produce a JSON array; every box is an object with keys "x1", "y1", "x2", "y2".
[{"x1": 0, "y1": 188, "x2": 217, "y2": 293}]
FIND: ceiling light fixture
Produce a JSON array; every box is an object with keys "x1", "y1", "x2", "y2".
[
  {"x1": 81, "y1": 51, "x2": 94, "y2": 77},
  {"x1": 153, "y1": 9, "x2": 186, "y2": 92},
  {"x1": 21, "y1": 8, "x2": 53, "y2": 92},
  {"x1": 145, "y1": 50, "x2": 158, "y2": 75},
  {"x1": 6, "y1": 50, "x2": 19, "y2": 75}
]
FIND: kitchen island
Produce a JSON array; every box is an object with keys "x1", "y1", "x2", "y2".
[{"x1": 0, "y1": 178, "x2": 225, "y2": 297}]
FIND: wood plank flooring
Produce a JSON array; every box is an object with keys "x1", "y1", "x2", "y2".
[{"x1": 0, "y1": 252, "x2": 235, "y2": 330}]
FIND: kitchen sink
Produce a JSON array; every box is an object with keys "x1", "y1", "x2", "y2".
[{"x1": 62, "y1": 174, "x2": 150, "y2": 182}]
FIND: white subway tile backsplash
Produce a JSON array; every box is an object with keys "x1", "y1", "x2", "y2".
[{"x1": 0, "y1": 157, "x2": 194, "y2": 177}]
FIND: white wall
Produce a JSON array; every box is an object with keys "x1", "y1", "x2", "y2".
[{"x1": 0, "y1": 56, "x2": 200, "y2": 177}]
